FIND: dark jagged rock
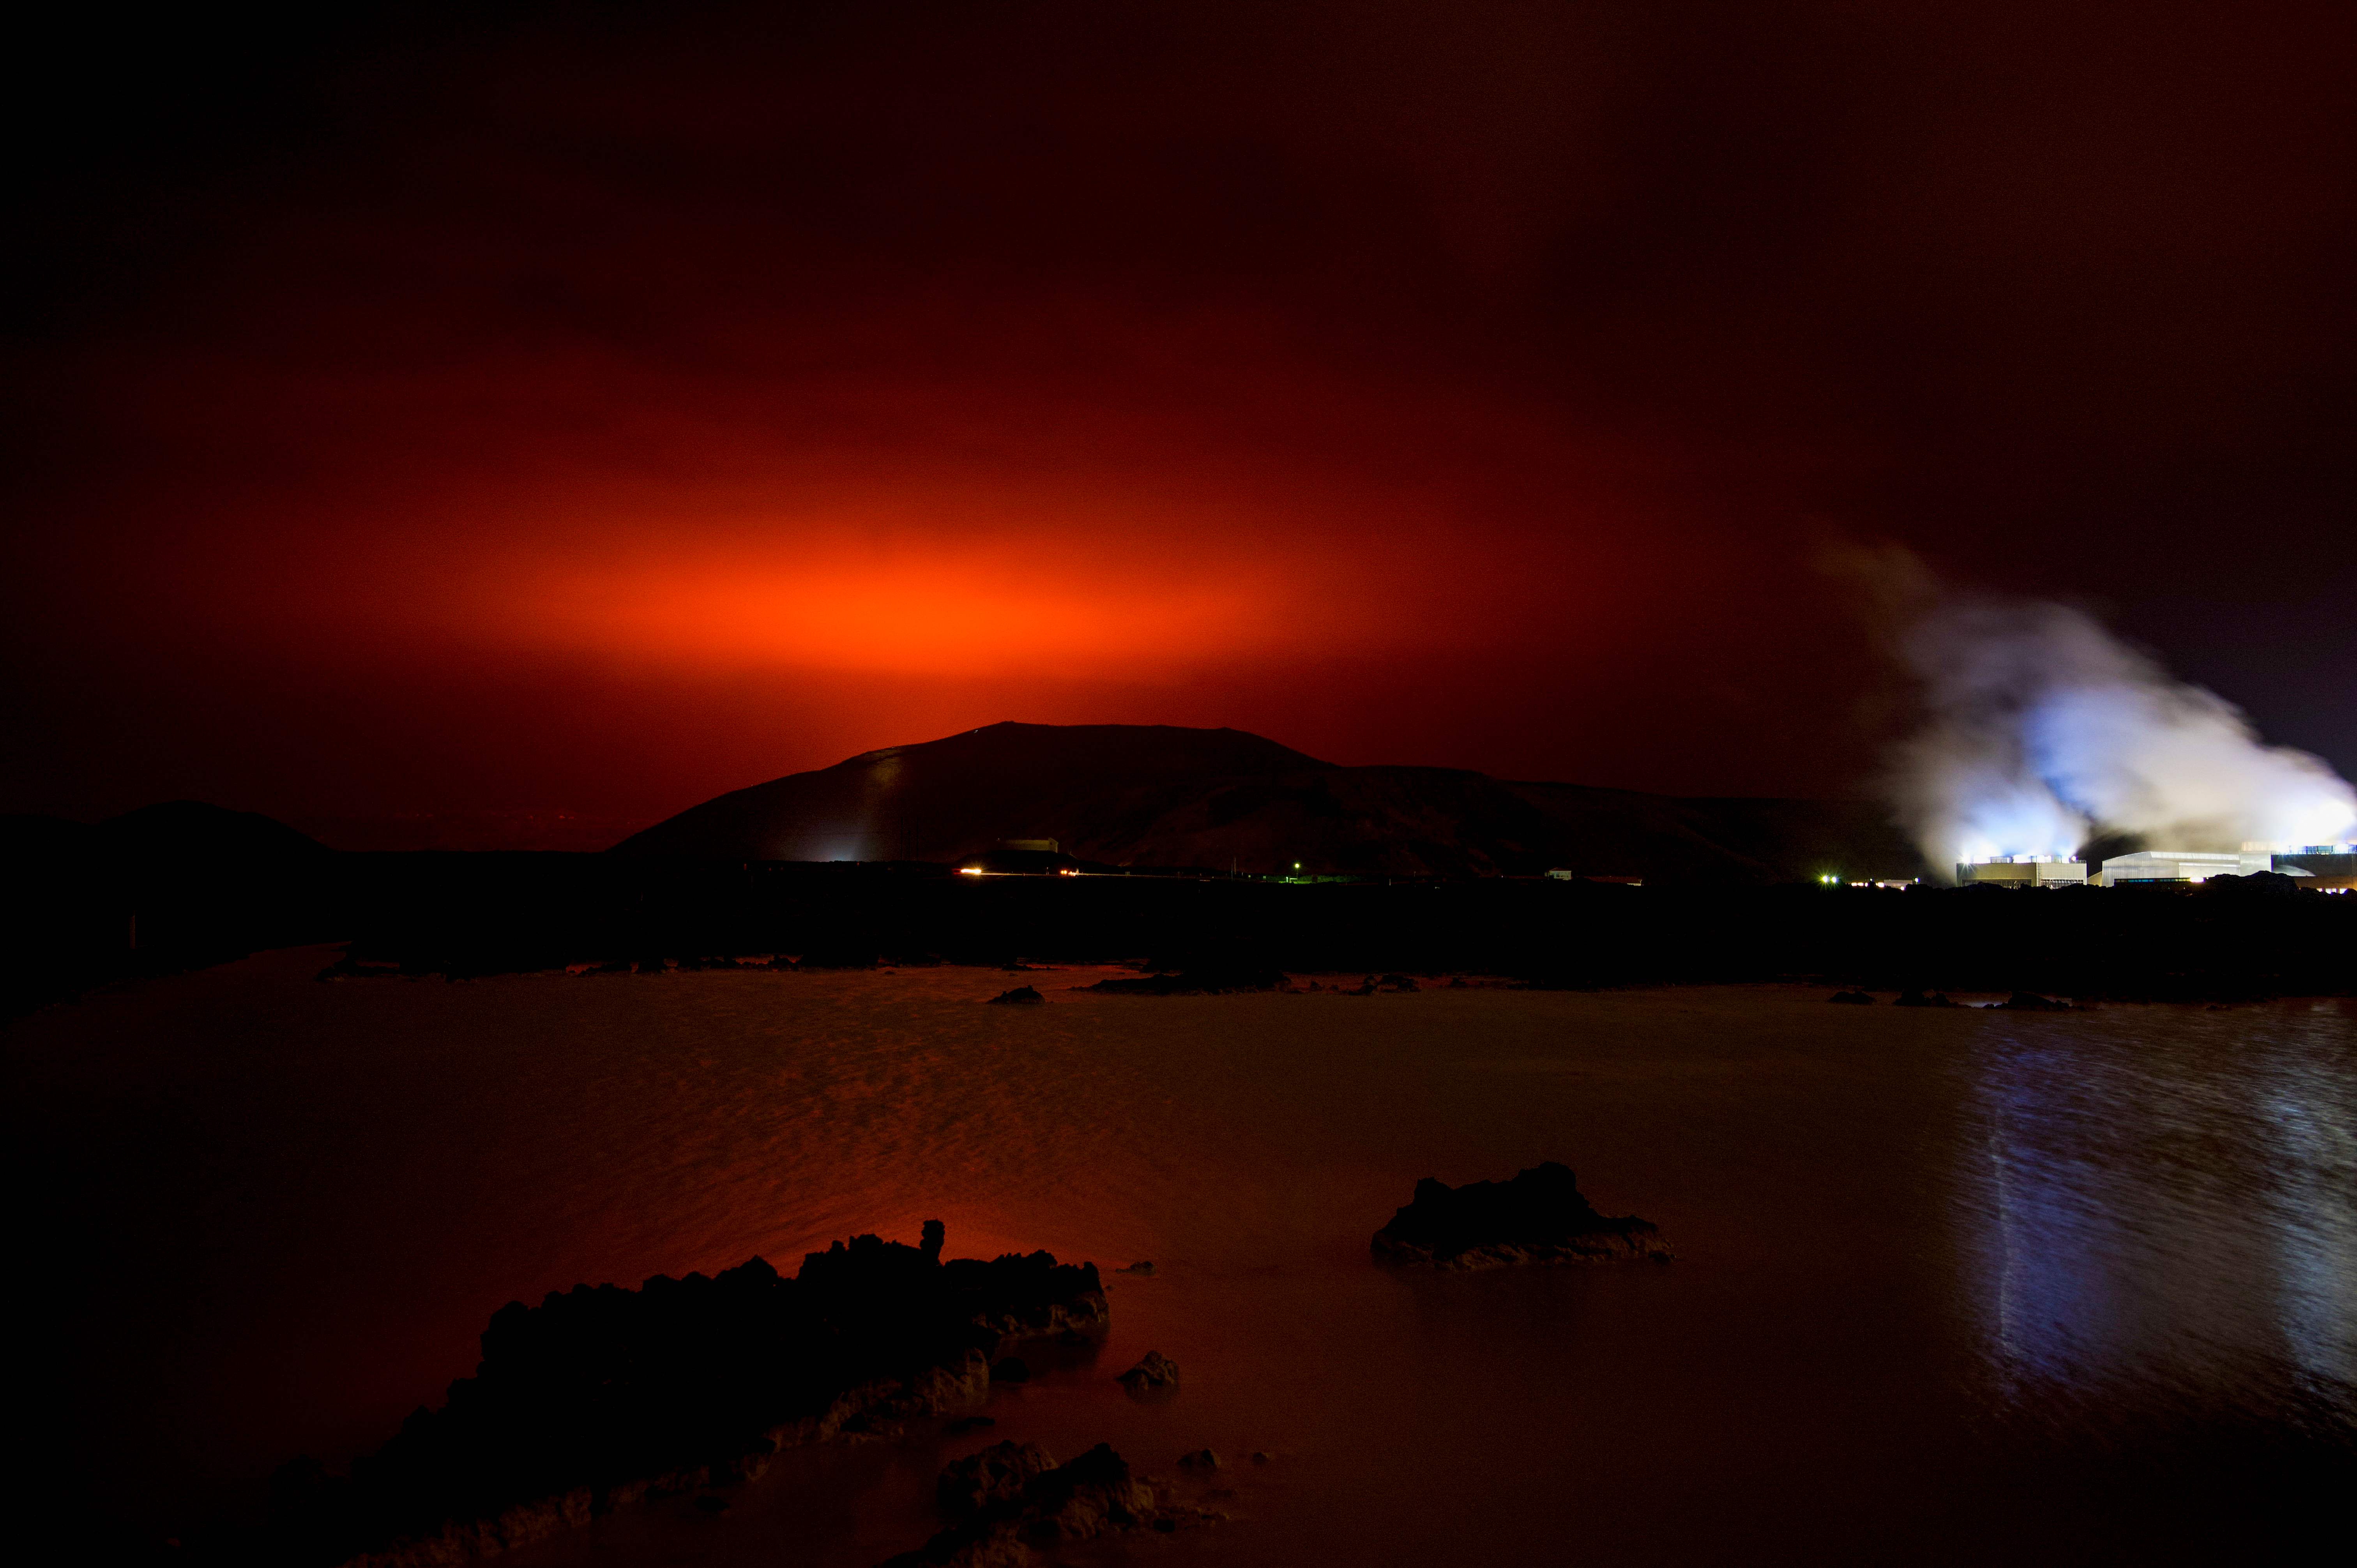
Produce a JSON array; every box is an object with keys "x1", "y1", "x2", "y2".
[
  {"x1": 1827, "y1": 989, "x2": 1875, "y2": 1005},
  {"x1": 1178, "y1": 1448, "x2": 1221, "y2": 1473},
  {"x1": 1998, "y1": 990, "x2": 2075, "y2": 1011},
  {"x1": 936, "y1": 1441, "x2": 1058, "y2": 1519},
  {"x1": 1892, "y1": 987, "x2": 1959, "y2": 1007},
  {"x1": 259, "y1": 1228, "x2": 1104, "y2": 1568},
  {"x1": 986, "y1": 985, "x2": 1044, "y2": 1005},
  {"x1": 1116, "y1": 1351, "x2": 1180, "y2": 1393},
  {"x1": 885, "y1": 1442, "x2": 1214, "y2": 1567},
  {"x1": 1114, "y1": 1261, "x2": 1155, "y2": 1276},
  {"x1": 1371, "y1": 1162, "x2": 1670, "y2": 1269},
  {"x1": 1081, "y1": 966, "x2": 1286, "y2": 995},
  {"x1": 1379, "y1": 972, "x2": 1419, "y2": 991}
]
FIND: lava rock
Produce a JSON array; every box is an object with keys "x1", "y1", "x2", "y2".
[
  {"x1": 1371, "y1": 1162, "x2": 1670, "y2": 1268},
  {"x1": 885, "y1": 1443, "x2": 1203, "y2": 1567},
  {"x1": 1827, "y1": 989, "x2": 1875, "y2": 1005},
  {"x1": 987, "y1": 986, "x2": 1044, "y2": 1005},
  {"x1": 1114, "y1": 1261, "x2": 1155, "y2": 1276},
  {"x1": 1117, "y1": 1351, "x2": 1180, "y2": 1393},
  {"x1": 1892, "y1": 988, "x2": 1959, "y2": 1008},
  {"x1": 1178, "y1": 1449, "x2": 1220, "y2": 1473},
  {"x1": 937, "y1": 1441, "x2": 1058, "y2": 1519},
  {"x1": 1998, "y1": 991, "x2": 2074, "y2": 1011},
  {"x1": 253, "y1": 1226, "x2": 1108, "y2": 1567}
]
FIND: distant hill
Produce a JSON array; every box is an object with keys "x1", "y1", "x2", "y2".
[
  {"x1": 612, "y1": 722, "x2": 1325, "y2": 865},
  {"x1": 0, "y1": 799, "x2": 329, "y2": 874},
  {"x1": 614, "y1": 722, "x2": 1928, "y2": 885},
  {"x1": 2, "y1": 802, "x2": 339, "y2": 1016}
]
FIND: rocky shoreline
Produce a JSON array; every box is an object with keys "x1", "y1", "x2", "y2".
[
  {"x1": 254, "y1": 1225, "x2": 1106, "y2": 1568},
  {"x1": 882, "y1": 1440, "x2": 1221, "y2": 1566}
]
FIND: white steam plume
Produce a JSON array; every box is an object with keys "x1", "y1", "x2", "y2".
[{"x1": 1891, "y1": 596, "x2": 2356, "y2": 873}]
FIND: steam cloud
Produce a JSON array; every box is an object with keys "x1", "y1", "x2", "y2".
[{"x1": 1891, "y1": 597, "x2": 2356, "y2": 873}]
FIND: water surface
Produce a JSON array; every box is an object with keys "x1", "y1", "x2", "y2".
[{"x1": 10, "y1": 952, "x2": 2352, "y2": 1563}]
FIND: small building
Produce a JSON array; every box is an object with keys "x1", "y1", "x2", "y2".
[
  {"x1": 1956, "y1": 857, "x2": 2087, "y2": 887},
  {"x1": 2096, "y1": 849, "x2": 2271, "y2": 886}
]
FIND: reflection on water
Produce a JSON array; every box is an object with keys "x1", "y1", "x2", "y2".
[
  {"x1": 1965, "y1": 1008, "x2": 2357, "y2": 1427},
  {"x1": 9, "y1": 957, "x2": 2354, "y2": 1563}
]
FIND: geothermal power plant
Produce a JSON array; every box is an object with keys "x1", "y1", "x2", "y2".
[{"x1": 1956, "y1": 843, "x2": 2357, "y2": 890}]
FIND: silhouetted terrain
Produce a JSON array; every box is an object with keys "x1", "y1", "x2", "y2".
[
  {"x1": 12, "y1": 728, "x2": 2357, "y2": 1014},
  {"x1": 242, "y1": 1228, "x2": 1105, "y2": 1567},
  {"x1": 613, "y1": 723, "x2": 1326, "y2": 866},
  {"x1": 613, "y1": 722, "x2": 1927, "y2": 883},
  {"x1": 1, "y1": 802, "x2": 341, "y2": 1015}
]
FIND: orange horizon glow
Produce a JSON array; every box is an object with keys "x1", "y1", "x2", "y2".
[
  {"x1": 299, "y1": 456, "x2": 1641, "y2": 682},
  {"x1": 482, "y1": 547, "x2": 1345, "y2": 677}
]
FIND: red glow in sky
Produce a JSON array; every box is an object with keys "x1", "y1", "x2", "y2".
[{"x1": 5, "y1": 2, "x2": 2352, "y2": 845}]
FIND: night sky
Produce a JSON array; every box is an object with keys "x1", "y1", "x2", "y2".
[{"x1": 8, "y1": 2, "x2": 2352, "y2": 848}]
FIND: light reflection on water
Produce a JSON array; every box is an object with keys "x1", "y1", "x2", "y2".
[
  {"x1": 1963, "y1": 1009, "x2": 2357, "y2": 1428},
  {"x1": 9, "y1": 956, "x2": 2354, "y2": 1563}
]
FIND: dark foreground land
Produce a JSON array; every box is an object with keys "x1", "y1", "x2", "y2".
[
  {"x1": 238, "y1": 1227, "x2": 1104, "y2": 1568},
  {"x1": 10, "y1": 833, "x2": 2354, "y2": 1015}
]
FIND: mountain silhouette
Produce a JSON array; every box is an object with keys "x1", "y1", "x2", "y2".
[
  {"x1": 613, "y1": 722, "x2": 1926, "y2": 884},
  {"x1": 613, "y1": 722, "x2": 1325, "y2": 865}
]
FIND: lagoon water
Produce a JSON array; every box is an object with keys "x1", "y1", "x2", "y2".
[{"x1": 11, "y1": 951, "x2": 2354, "y2": 1563}]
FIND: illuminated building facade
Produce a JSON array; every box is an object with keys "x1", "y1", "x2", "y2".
[{"x1": 1954, "y1": 856, "x2": 2088, "y2": 887}]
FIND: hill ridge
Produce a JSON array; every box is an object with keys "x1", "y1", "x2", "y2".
[{"x1": 613, "y1": 722, "x2": 1924, "y2": 885}]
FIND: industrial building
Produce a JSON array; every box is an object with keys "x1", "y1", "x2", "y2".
[
  {"x1": 2089, "y1": 844, "x2": 2357, "y2": 888},
  {"x1": 1955, "y1": 856, "x2": 2087, "y2": 887},
  {"x1": 2096, "y1": 849, "x2": 2273, "y2": 886},
  {"x1": 1958, "y1": 842, "x2": 2357, "y2": 889},
  {"x1": 2262, "y1": 846, "x2": 2357, "y2": 890}
]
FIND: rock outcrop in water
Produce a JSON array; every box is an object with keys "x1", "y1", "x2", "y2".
[
  {"x1": 884, "y1": 1441, "x2": 1212, "y2": 1566},
  {"x1": 259, "y1": 1228, "x2": 1105, "y2": 1568},
  {"x1": 1372, "y1": 1162, "x2": 1670, "y2": 1268},
  {"x1": 986, "y1": 985, "x2": 1044, "y2": 1005},
  {"x1": 1115, "y1": 1351, "x2": 1180, "y2": 1393}
]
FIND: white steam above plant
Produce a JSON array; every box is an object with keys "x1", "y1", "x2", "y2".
[{"x1": 1890, "y1": 597, "x2": 2356, "y2": 874}]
